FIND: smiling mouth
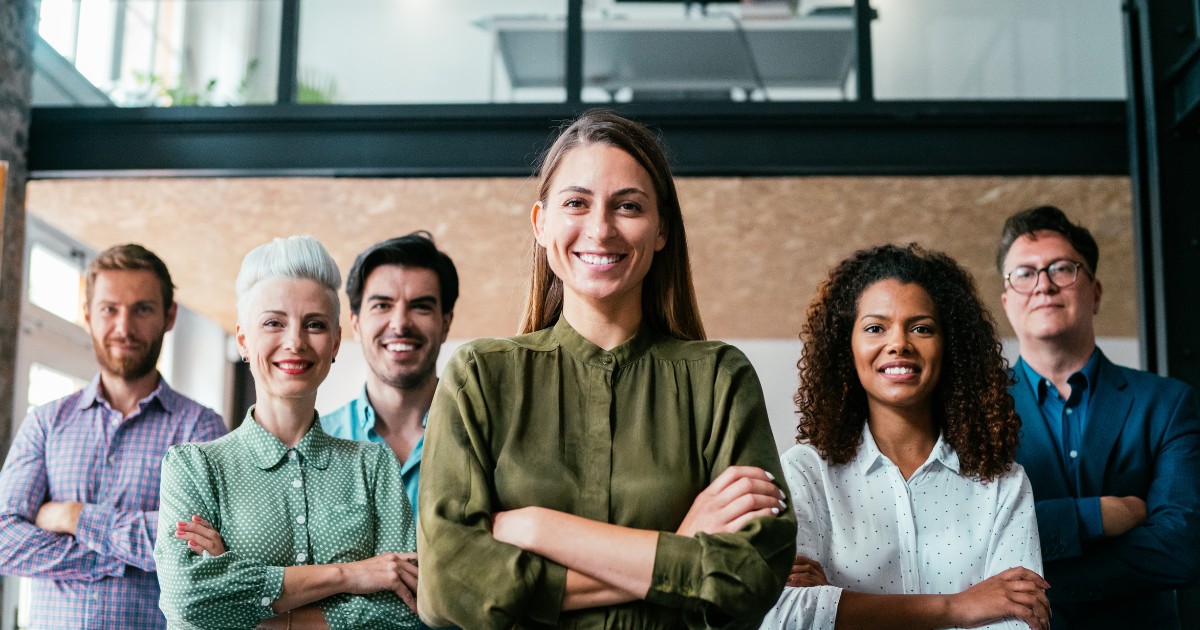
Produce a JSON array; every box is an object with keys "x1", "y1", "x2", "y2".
[
  {"x1": 275, "y1": 361, "x2": 313, "y2": 374},
  {"x1": 576, "y1": 252, "x2": 625, "y2": 265},
  {"x1": 881, "y1": 366, "x2": 919, "y2": 375},
  {"x1": 384, "y1": 342, "x2": 418, "y2": 352}
]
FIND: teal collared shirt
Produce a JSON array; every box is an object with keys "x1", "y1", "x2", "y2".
[{"x1": 321, "y1": 388, "x2": 424, "y2": 520}]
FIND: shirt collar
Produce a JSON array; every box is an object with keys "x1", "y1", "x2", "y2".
[
  {"x1": 358, "y1": 385, "x2": 430, "y2": 429},
  {"x1": 855, "y1": 423, "x2": 887, "y2": 475},
  {"x1": 77, "y1": 372, "x2": 175, "y2": 414},
  {"x1": 552, "y1": 315, "x2": 658, "y2": 369},
  {"x1": 239, "y1": 405, "x2": 332, "y2": 470},
  {"x1": 853, "y1": 423, "x2": 959, "y2": 475},
  {"x1": 1019, "y1": 349, "x2": 1100, "y2": 404},
  {"x1": 355, "y1": 386, "x2": 377, "y2": 432}
]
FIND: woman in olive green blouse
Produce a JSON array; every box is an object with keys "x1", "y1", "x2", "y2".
[
  {"x1": 417, "y1": 110, "x2": 798, "y2": 628},
  {"x1": 155, "y1": 236, "x2": 420, "y2": 630}
]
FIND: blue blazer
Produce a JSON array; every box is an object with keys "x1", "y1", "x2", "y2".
[{"x1": 1012, "y1": 351, "x2": 1200, "y2": 629}]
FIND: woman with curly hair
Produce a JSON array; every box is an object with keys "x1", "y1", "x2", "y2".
[{"x1": 760, "y1": 243, "x2": 1048, "y2": 630}]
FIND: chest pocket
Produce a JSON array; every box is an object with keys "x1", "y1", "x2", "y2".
[{"x1": 314, "y1": 502, "x2": 374, "y2": 563}]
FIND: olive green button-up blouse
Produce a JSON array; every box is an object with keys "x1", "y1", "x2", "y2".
[
  {"x1": 418, "y1": 318, "x2": 797, "y2": 629},
  {"x1": 155, "y1": 408, "x2": 419, "y2": 629}
]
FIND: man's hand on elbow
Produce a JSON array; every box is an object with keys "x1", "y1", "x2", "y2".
[
  {"x1": 35, "y1": 501, "x2": 84, "y2": 535},
  {"x1": 1099, "y1": 496, "x2": 1147, "y2": 537}
]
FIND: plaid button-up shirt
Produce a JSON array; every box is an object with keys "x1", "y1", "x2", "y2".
[{"x1": 0, "y1": 374, "x2": 225, "y2": 630}]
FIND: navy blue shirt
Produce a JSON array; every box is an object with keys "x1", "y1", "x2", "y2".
[{"x1": 1019, "y1": 349, "x2": 1104, "y2": 541}]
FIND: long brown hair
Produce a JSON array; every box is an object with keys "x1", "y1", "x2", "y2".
[{"x1": 519, "y1": 109, "x2": 705, "y2": 341}]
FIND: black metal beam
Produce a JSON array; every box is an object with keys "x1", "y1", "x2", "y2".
[
  {"x1": 1125, "y1": 5, "x2": 1200, "y2": 623},
  {"x1": 27, "y1": 101, "x2": 1127, "y2": 178},
  {"x1": 1126, "y1": 0, "x2": 1200, "y2": 388},
  {"x1": 853, "y1": 0, "x2": 875, "y2": 101},
  {"x1": 276, "y1": 0, "x2": 300, "y2": 104},
  {"x1": 566, "y1": 0, "x2": 583, "y2": 105}
]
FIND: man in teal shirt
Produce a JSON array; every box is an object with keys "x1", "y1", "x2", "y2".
[{"x1": 322, "y1": 231, "x2": 457, "y2": 533}]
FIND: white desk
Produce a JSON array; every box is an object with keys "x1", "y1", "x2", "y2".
[{"x1": 482, "y1": 13, "x2": 856, "y2": 99}]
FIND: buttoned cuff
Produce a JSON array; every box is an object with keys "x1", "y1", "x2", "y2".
[
  {"x1": 258, "y1": 565, "x2": 285, "y2": 614},
  {"x1": 75, "y1": 502, "x2": 117, "y2": 556},
  {"x1": 645, "y1": 532, "x2": 703, "y2": 607},
  {"x1": 1077, "y1": 497, "x2": 1104, "y2": 542}
]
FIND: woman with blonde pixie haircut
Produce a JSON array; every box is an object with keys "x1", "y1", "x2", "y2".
[
  {"x1": 155, "y1": 236, "x2": 420, "y2": 630},
  {"x1": 418, "y1": 110, "x2": 797, "y2": 628}
]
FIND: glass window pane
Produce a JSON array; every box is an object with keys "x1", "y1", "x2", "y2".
[
  {"x1": 28, "y1": 243, "x2": 84, "y2": 325},
  {"x1": 298, "y1": 0, "x2": 566, "y2": 104},
  {"x1": 872, "y1": 0, "x2": 1126, "y2": 100},
  {"x1": 581, "y1": 0, "x2": 858, "y2": 103},
  {"x1": 17, "y1": 576, "x2": 31, "y2": 629},
  {"x1": 27, "y1": 363, "x2": 88, "y2": 413},
  {"x1": 34, "y1": 0, "x2": 281, "y2": 107},
  {"x1": 36, "y1": 0, "x2": 80, "y2": 62}
]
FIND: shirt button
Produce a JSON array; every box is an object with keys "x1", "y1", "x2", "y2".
[
  {"x1": 1066, "y1": 408, "x2": 1074, "y2": 415},
  {"x1": 1069, "y1": 450, "x2": 1079, "y2": 458},
  {"x1": 296, "y1": 552, "x2": 307, "y2": 562},
  {"x1": 602, "y1": 357, "x2": 613, "y2": 364},
  {"x1": 260, "y1": 597, "x2": 272, "y2": 607},
  {"x1": 107, "y1": 455, "x2": 115, "y2": 465},
  {"x1": 288, "y1": 451, "x2": 297, "y2": 460},
  {"x1": 292, "y1": 479, "x2": 302, "y2": 488},
  {"x1": 296, "y1": 515, "x2": 306, "y2": 524},
  {"x1": 110, "y1": 417, "x2": 120, "y2": 427}
]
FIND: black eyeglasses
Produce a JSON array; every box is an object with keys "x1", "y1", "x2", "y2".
[{"x1": 1004, "y1": 259, "x2": 1090, "y2": 294}]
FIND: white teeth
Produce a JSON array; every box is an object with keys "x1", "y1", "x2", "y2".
[
  {"x1": 883, "y1": 366, "x2": 916, "y2": 375},
  {"x1": 578, "y1": 253, "x2": 621, "y2": 265},
  {"x1": 385, "y1": 343, "x2": 415, "y2": 352}
]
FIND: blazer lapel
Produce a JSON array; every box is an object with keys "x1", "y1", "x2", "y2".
[
  {"x1": 1079, "y1": 352, "x2": 1133, "y2": 494},
  {"x1": 1012, "y1": 361, "x2": 1071, "y2": 494}
]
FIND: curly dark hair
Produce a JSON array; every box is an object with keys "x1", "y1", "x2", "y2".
[{"x1": 796, "y1": 243, "x2": 1020, "y2": 481}]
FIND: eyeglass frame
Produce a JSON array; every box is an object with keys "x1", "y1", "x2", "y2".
[{"x1": 1003, "y1": 259, "x2": 1092, "y2": 294}]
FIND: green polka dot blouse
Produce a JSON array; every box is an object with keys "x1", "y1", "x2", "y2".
[{"x1": 154, "y1": 406, "x2": 419, "y2": 629}]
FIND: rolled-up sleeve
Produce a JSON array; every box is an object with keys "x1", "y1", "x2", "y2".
[
  {"x1": 644, "y1": 350, "x2": 797, "y2": 627},
  {"x1": 154, "y1": 445, "x2": 283, "y2": 630},
  {"x1": 0, "y1": 410, "x2": 124, "y2": 581},
  {"x1": 417, "y1": 348, "x2": 568, "y2": 629}
]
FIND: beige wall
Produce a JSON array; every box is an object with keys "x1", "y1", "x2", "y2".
[{"x1": 27, "y1": 175, "x2": 1133, "y2": 341}]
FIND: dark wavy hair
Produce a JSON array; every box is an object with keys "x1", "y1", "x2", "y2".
[
  {"x1": 796, "y1": 243, "x2": 1020, "y2": 481},
  {"x1": 996, "y1": 205, "x2": 1099, "y2": 274}
]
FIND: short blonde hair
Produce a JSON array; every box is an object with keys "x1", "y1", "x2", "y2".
[{"x1": 235, "y1": 236, "x2": 341, "y2": 326}]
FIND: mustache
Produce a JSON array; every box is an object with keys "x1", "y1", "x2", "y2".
[
  {"x1": 381, "y1": 329, "x2": 426, "y2": 344},
  {"x1": 105, "y1": 335, "x2": 146, "y2": 347}
]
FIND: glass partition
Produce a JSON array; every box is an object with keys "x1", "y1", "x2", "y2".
[
  {"x1": 298, "y1": 0, "x2": 567, "y2": 104},
  {"x1": 871, "y1": 0, "x2": 1126, "y2": 100},
  {"x1": 34, "y1": 0, "x2": 281, "y2": 106},
  {"x1": 30, "y1": 0, "x2": 1126, "y2": 106},
  {"x1": 580, "y1": 0, "x2": 858, "y2": 103}
]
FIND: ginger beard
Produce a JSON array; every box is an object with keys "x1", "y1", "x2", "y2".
[{"x1": 92, "y1": 329, "x2": 165, "y2": 381}]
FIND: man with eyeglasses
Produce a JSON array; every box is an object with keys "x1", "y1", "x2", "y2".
[{"x1": 996, "y1": 205, "x2": 1200, "y2": 629}]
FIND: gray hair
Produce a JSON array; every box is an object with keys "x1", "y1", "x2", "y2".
[{"x1": 236, "y1": 236, "x2": 342, "y2": 326}]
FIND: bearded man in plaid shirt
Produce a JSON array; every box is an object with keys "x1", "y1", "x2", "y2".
[{"x1": 0, "y1": 244, "x2": 225, "y2": 629}]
